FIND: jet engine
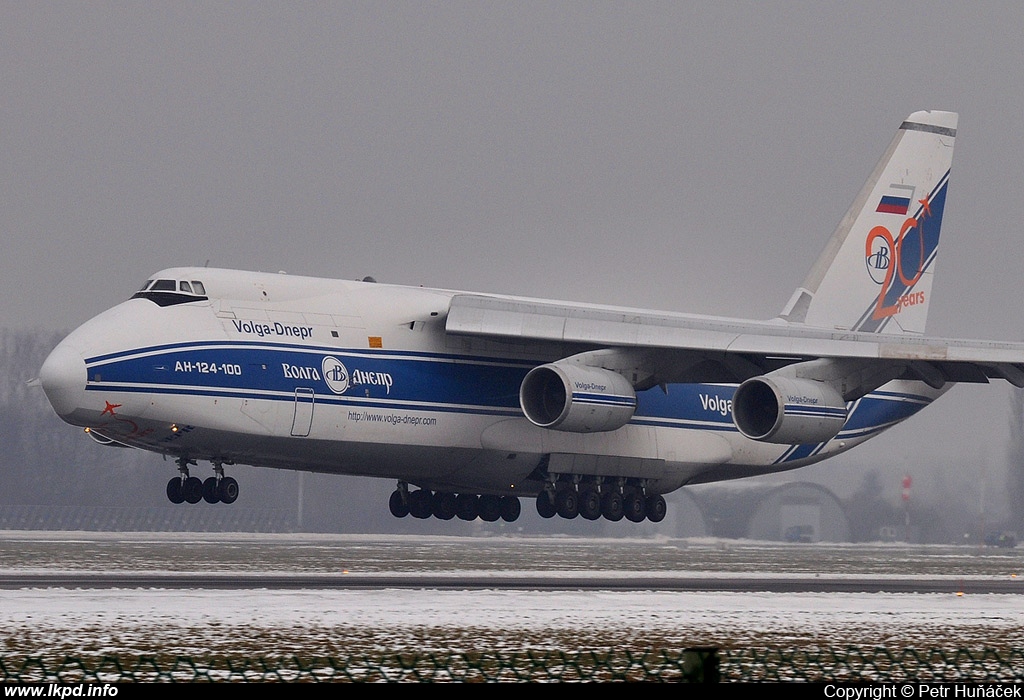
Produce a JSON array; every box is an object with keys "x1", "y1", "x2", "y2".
[
  {"x1": 732, "y1": 375, "x2": 847, "y2": 444},
  {"x1": 519, "y1": 362, "x2": 636, "y2": 433}
]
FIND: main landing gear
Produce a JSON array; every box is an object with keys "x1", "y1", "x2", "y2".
[
  {"x1": 534, "y1": 479, "x2": 666, "y2": 523},
  {"x1": 389, "y1": 483, "x2": 522, "y2": 522},
  {"x1": 166, "y1": 457, "x2": 239, "y2": 505},
  {"x1": 387, "y1": 478, "x2": 667, "y2": 525}
]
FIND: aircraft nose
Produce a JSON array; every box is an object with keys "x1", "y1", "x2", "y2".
[{"x1": 39, "y1": 343, "x2": 87, "y2": 420}]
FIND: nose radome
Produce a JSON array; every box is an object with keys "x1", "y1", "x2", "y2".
[{"x1": 39, "y1": 343, "x2": 87, "y2": 420}]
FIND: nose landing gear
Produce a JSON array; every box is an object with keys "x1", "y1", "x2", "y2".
[{"x1": 166, "y1": 457, "x2": 239, "y2": 505}]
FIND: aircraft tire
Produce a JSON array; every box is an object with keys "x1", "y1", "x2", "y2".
[
  {"x1": 623, "y1": 490, "x2": 646, "y2": 523},
  {"x1": 600, "y1": 489, "x2": 623, "y2": 521},
  {"x1": 645, "y1": 494, "x2": 667, "y2": 522},
  {"x1": 535, "y1": 492, "x2": 556, "y2": 519},
  {"x1": 479, "y1": 495, "x2": 502, "y2": 522},
  {"x1": 166, "y1": 478, "x2": 185, "y2": 505},
  {"x1": 202, "y1": 477, "x2": 221, "y2": 504},
  {"x1": 389, "y1": 489, "x2": 410, "y2": 518},
  {"x1": 578, "y1": 486, "x2": 602, "y2": 520},
  {"x1": 183, "y1": 477, "x2": 204, "y2": 504},
  {"x1": 456, "y1": 493, "x2": 479, "y2": 521},
  {"x1": 499, "y1": 496, "x2": 521, "y2": 522},
  {"x1": 409, "y1": 489, "x2": 433, "y2": 519},
  {"x1": 432, "y1": 491, "x2": 458, "y2": 520},
  {"x1": 218, "y1": 477, "x2": 239, "y2": 504},
  {"x1": 555, "y1": 488, "x2": 579, "y2": 519}
]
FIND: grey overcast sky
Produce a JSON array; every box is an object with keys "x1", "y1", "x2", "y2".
[{"x1": 6, "y1": 2, "x2": 1024, "y2": 507}]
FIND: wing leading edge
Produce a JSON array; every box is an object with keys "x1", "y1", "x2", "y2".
[{"x1": 444, "y1": 292, "x2": 1024, "y2": 391}]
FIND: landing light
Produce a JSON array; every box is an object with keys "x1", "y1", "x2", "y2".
[{"x1": 170, "y1": 424, "x2": 180, "y2": 433}]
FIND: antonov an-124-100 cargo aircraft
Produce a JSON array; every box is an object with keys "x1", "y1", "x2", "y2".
[{"x1": 37, "y1": 110, "x2": 1024, "y2": 525}]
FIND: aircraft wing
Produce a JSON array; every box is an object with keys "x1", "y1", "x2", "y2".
[{"x1": 444, "y1": 293, "x2": 1024, "y2": 388}]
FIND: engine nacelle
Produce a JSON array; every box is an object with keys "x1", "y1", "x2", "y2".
[
  {"x1": 520, "y1": 363, "x2": 636, "y2": 433},
  {"x1": 732, "y1": 376, "x2": 847, "y2": 444}
]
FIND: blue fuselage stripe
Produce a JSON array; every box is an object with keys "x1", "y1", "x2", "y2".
[{"x1": 84, "y1": 343, "x2": 931, "y2": 442}]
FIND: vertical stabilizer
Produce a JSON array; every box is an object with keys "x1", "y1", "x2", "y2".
[{"x1": 779, "y1": 110, "x2": 957, "y2": 335}]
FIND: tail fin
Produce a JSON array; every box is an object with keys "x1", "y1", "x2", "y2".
[{"x1": 778, "y1": 110, "x2": 957, "y2": 335}]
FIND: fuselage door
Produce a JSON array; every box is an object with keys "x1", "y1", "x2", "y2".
[{"x1": 290, "y1": 387, "x2": 315, "y2": 437}]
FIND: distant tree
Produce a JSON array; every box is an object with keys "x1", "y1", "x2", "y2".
[
  {"x1": 1007, "y1": 389, "x2": 1024, "y2": 535},
  {"x1": 844, "y1": 470, "x2": 902, "y2": 542}
]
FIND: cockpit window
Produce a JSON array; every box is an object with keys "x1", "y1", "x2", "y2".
[{"x1": 131, "y1": 277, "x2": 210, "y2": 307}]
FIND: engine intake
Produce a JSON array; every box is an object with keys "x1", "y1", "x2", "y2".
[
  {"x1": 520, "y1": 363, "x2": 636, "y2": 433},
  {"x1": 732, "y1": 376, "x2": 847, "y2": 444}
]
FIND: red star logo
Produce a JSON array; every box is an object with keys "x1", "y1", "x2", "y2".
[
  {"x1": 918, "y1": 197, "x2": 931, "y2": 218},
  {"x1": 101, "y1": 401, "x2": 122, "y2": 416}
]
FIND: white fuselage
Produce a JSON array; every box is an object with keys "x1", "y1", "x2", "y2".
[{"x1": 38, "y1": 267, "x2": 946, "y2": 498}]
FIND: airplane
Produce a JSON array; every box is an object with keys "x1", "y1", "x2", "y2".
[{"x1": 36, "y1": 110, "x2": 1024, "y2": 525}]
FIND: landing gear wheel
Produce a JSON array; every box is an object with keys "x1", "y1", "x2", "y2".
[
  {"x1": 479, "y1": 495, "x2": 502, "y2": 522},
  {"x1": 623, "y1": 489, "x2": 646, "y2": 523},
  {"x1": 183, "y1": 476, "x2": 204, "y2": 504},
  {"x1": 456, "y1": 493, "x2": 479, "y2": 521},
  {"x1": 432, "y1": 492, "x2": 458, "y2": 520},
  {"x1": 202, "y1": 477, "x2": 221, "y2": 504},
  {"x1": 166, "y1": 478, "x2": 185, "y2": 504},
  {"x1": 218, "y1": 477, "x2": 239, "y2": 504},
  {"x1": 578, "y1": 487, "x2": 602, "y2": 520},
  {"x1": 536, "y1": 491, "x2": 556, "y2": 519},
  {"x1": 499, "y1": 496, "x2": 521, "y2": 522},
  {"x1": 645, "y1": 494, "x2": 667, "y2": 522},
  {"x1": 601, "y1": 490, "x2": 624, "y2": 521},
  {"x1": 555, "y1": 487, "x2": 579, "y2": 519},
  {"x1": 408, "y1": 489, "x2": 433, "y2": 519},
  {"x1": 389, "y1": 489, "x2": 410, "y2": 518}
]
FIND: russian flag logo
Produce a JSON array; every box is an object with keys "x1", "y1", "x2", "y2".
[{"x1": 876, "y1": 183, "x2": 915, "y2": 215}]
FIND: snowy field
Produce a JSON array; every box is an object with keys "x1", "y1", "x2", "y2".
[
  {"x1": 2, "y1": 532, "x2": 1024, "y2": 658},
  {"x1": 5, "y1": 586, "x2": 1024, "y2": 659}
]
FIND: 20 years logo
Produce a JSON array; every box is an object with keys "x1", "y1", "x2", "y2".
[{"x1": 864, "y1": 215, "x2": 926, "y2": 320}]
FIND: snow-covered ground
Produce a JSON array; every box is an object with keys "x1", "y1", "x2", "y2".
[
  {"x1": 4, "y1": 587, "x2": 1024, "y2": 658},
  {"x1": 2, "y1": 532, "x2": 1024, "y2": 658}
]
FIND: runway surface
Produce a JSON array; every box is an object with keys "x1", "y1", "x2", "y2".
[
  {"x1": 4, "y1": 530, "x2": 1024, "y2": 576},
  {"x1": 3, "y1": 530, "x2": 1024, "y2": 592},
  {"x1": 2, "y1": 571, "x2": 1023, "y2": 593}
]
